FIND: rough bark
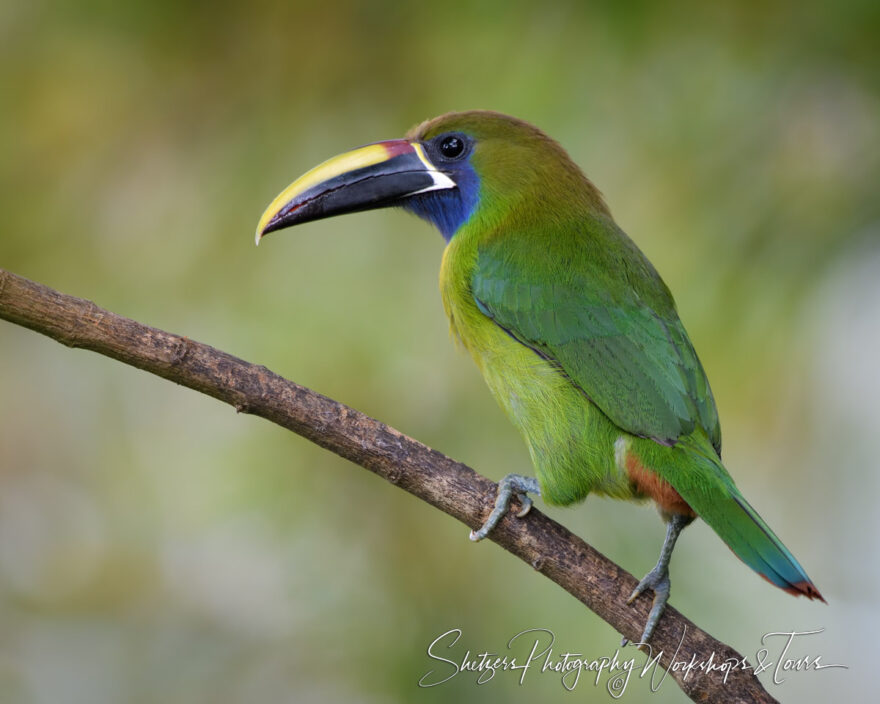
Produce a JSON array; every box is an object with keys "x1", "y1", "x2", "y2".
[{"x1": 0, "y1": 267, "x2": 778, "y2": 703}]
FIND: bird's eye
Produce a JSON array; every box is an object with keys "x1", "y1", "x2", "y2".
[{"x1": 438, "y1": 134, "x2": 466, "y2": 160}]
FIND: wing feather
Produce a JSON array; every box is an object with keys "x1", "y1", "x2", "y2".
[{"x1": 473, "y1": 218, "x2": 721, "y2": 451}]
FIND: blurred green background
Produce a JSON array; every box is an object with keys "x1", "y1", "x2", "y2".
[{"x1": 1, "y1": 1, "x2": 877, "y2": 701}]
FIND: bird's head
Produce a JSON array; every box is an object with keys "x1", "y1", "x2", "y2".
[{"x1": 256, "y1": 110, "x2": 609, "y2": 245}]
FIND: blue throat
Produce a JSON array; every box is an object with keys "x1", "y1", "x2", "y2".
[{"x1": 403, "y1": 162, "x2": 480, "y2": 242}]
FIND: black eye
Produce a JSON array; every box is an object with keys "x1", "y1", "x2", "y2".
[{"x1": 438, "y1": 134, "x2": 466, "y2": 160}]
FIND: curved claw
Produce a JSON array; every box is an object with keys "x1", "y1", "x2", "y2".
[
  {"x1": 515, "y1": 492, "x2": 533, "y2": 518},
  {"x1": 470, "y1": 474, "x2": 540, "y2": 542}
]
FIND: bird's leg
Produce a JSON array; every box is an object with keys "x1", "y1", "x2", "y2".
[
  {"x1": 622, "y1": 512, "x2": 693, "y2": 646},
  {"x1": 469, "y1": 474, "x2": 540, "y2": 541}
]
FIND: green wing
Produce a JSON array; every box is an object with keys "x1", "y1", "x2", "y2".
[{"x1": 472, "y1": 216, "x2": 721, "y2": 451}]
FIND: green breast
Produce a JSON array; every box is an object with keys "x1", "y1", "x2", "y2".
[{"x1": 439, "y1": 232, "x2": 634, "y2": 506}]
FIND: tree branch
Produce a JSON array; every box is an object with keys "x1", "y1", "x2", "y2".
[{"x1": 0, "y1": 267, "x2": 777, "y2": 702}]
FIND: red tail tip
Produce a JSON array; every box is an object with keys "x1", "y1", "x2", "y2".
[{"x1": 784, "y1": 580, "x2": 826, "y2": 603}]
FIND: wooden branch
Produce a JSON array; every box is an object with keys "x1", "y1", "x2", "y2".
[{"x1": 0, "y1": 267, "x2": 778, "y2": 702}]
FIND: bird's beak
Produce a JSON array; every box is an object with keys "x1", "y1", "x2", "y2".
[{"x1": 255, "y1": 140, "x2": 456, "y2": 245}]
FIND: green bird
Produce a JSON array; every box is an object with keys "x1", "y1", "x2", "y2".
[{"x1": 255, "y1": 111, "x2": 824, "y2": 643}]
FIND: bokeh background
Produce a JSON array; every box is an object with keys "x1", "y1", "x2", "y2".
[{"x1": 1, "y1": 1, "x2": 878, "y2": 702}]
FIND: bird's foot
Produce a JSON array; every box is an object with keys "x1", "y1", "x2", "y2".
[
  {"x1": 620, "y1": 513, "x2": 690, "y2": 647},
  {"x1": 469, "y1": 474, "x2": 540, "y2": 541},
  {"x1": 620, "y1": 566, "x2": 670, "y2": 646}
]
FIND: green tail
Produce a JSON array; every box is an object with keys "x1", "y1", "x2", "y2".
[{"x1": 654, "y1": 434, "x2": 824, "y2": 600}]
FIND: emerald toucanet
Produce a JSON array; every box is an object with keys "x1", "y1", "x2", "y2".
[{"x1": 255, "y1": 111, "x2": 823, "y2": 643}]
